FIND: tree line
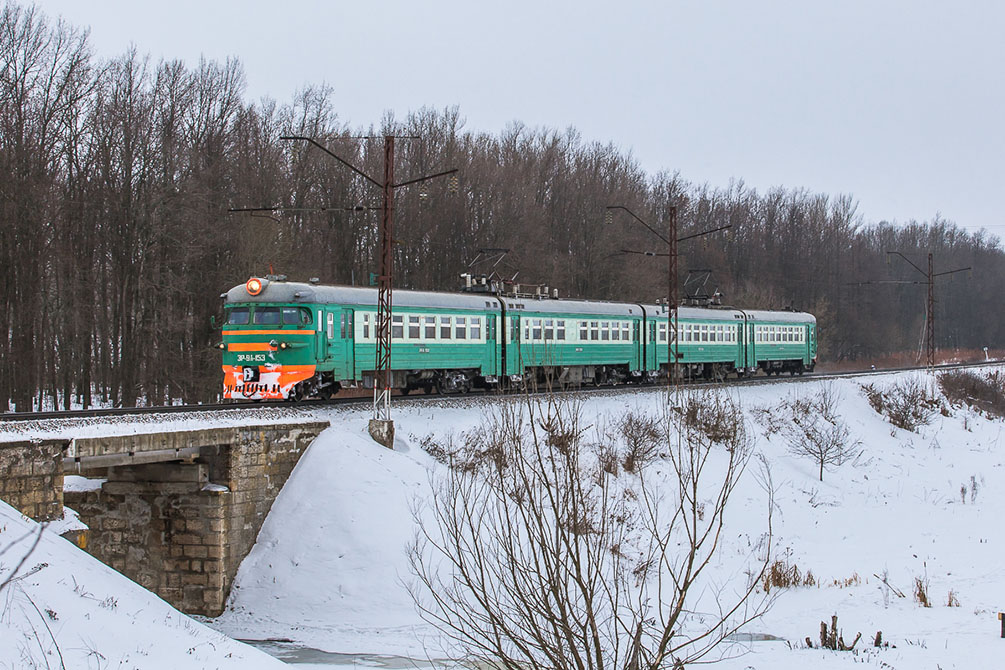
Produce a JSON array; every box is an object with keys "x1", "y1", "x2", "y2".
[{"x1": 2, "y1": 2, "x2": 1002, "y2": 410}]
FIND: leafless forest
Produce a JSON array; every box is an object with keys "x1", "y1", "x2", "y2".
[{"x1": 2, "y1": 3, "x2": 1002, "y2": 410}]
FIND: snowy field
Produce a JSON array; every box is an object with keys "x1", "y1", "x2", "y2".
[{"x1": 3, "y1": 367, "x2": 1005, "y2": 668}]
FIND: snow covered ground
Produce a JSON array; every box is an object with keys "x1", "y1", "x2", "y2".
[
  {"x1": 212, "y1": 369, "x2": 1005, "y2": 669},
  {"x1": 3, "y1": 367, "x2": 1005, "y2": 668},
  {"x1": 0, "y1": 501, "x2": 288, "y2": 669}
]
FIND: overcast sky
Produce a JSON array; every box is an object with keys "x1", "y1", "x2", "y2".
[{"x1": 32, "y1": 0, "x2": 1005, "y2": 234}]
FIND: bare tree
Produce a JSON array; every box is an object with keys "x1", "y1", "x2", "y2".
[
  {"x1": 785, "y1": 384, "x2": 861, "y2": 481},
  {"x1": 409, "y1": 393, "x2": 774, "y2": 669}
]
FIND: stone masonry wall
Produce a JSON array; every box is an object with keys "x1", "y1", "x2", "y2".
[
  {"x1": 0, "y1": 439, "x2": 67, "y2": 521},
  {"x1": 65, "y1": 421, "x2": 328, "y2": 616}
]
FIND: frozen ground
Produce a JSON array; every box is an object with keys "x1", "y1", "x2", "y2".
[
  {"x1": 0, "y1": 501, "x2": 288, "y2": 669},
  {"x1": 213, "y1": 369, "x2": 1005, "y2": 669},
  {"x1": 3, "y1": 368, "x2": 1005, "y2": 668}
]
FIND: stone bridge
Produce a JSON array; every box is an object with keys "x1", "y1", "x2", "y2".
[{"x1": 0, "y1": 421, "x2": 329, "y2": 616}]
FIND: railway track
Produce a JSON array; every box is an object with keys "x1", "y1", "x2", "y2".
[{"x1": 1, "y1": 359, "x2": 1000, "y2": 424}]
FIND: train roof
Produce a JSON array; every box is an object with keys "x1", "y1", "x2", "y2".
[
  {"x1": 499, "y1": 296, "x2": 640, "y2": 317},
  {"x1": 225, "y1": 280, "x2": 499, "y2": 310},
  {"x1": 639, "y1": 304, "x2": 815, "y2": 323},
  {"x1": 224, "y1": 279, "x2": 816, "y2": 324},
  {"x1": 225, "y1": 279, "x2": 641, "y2": 316}
]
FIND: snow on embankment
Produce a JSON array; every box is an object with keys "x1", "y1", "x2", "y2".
[
  {"x1": 0, "y1": 501, "x2": 287, "y2": 669},
  {"x1": 214, "y1": 369, "x2": 1005, "y2": 668}
]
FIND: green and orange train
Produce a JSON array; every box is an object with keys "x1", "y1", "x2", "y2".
[{"x1": 219, "y1": 276, "x2": 817, "y2": 401}]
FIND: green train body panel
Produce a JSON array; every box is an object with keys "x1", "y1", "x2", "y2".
[{"x1": 220, "y1": 277, "x2": 817, "y2": 399}]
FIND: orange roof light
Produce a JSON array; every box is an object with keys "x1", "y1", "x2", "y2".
[{"x1": 246, "y1": 277, "x2": 263, "y2": 295}]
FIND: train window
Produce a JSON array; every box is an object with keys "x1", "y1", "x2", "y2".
[
  {"x1": 341, "y1": 313, "x2": 346, "y2": 338},
  {"x1": 456, "y1": 317, "x2": 467, "y2": 340},
  {"x1": 580, "y1": 321, "x2": 588, "y2": 340},
  {"x1": 658, "y1": 322, "x2": 667, "y2": 342},
  {"x1": 590, "y1": 321, "x2": 599, "y2": 341},
  {"x1": 327, "y1": 312, "x2": 335, "y2": 339},
  {"x1": 408, "y1": 315, "x2": 420, "y2": 339},
  {"x1": 282, "y1": 308, "x2": 300, "y2": 325},
  {"x1": 544, "y1": 319, "x2": 553, "y2": 340},
  {"x1": 254, "y1": 307, "x2": 281, "y2": 325},
  {"x1": 611, "y1": 321, "x2": 620, "y2": 341},
  {"x1": 440, "y1": 315, "x2": 451, "y2": 339},
  {"x1": 226, "y1": 307, "x2": 250, "y2": 325},
  {"x1": 623, "y1": 322, "x2": 630, "y2": 341},
  {"x1": 599, "y1": 322, "x2": 608, "y2": 341},
  {"x1": 362, "y1": 313, "x2": 370, "y2": 340},
  {"x1": 531, "y1": 319, "x2": 542, "y2": 340},
  {"x1": 557, "y1": 320, "x2": 566, "y2": 340},
  {"x1": 425, "y1": 316, "x2": 436, "y2": 339},
  {"x1": 471, "y1": 317, "x2": 482, "y2": 339},
  {"x1": 392, "y1": 315, "x2": 403, "y2": 339}
]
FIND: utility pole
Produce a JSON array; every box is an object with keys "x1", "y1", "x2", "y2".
[
  {"x1": 605, "y1": 205, "x2": 730, "y2": 403},
  {"x1": 282, "y1": 135, "x2": 457, "y2": 447},
  {"x1": 854, "y1": 251, "x2": 970, "y2": 372}
]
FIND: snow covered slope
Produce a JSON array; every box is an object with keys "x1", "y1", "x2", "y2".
[
  {"x1": 211, "y1": 369, "x2": 1005, "y2": 669},
  {"x1": 0, "y1": 501, "x2": 287, "y2": 669}
]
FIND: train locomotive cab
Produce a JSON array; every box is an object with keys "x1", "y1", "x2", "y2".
[{"x1": 220, "y1": 277, "x2": 320, "y2": 401}]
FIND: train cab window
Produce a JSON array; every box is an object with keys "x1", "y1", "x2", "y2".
[
  {"x1": 455, "y1": 317, "x2": 467, "y2": 340},
  {"x1": 226, "y1": 307, "x2": 250, "y2": 325},
  {"x1": 471, "y1": 317, "x2": 482, "y2": 339},
  {"x1": 253, "y1": 307, "x2": 281, "y2": 325},
  {"x1": 543, "y1": 319, "x2": 553, "y2": 340},
  {"x1": 557, "y1": 320, "x2": 566, "y2": 340},
  {"x1": 283, "y1": 307, "x2": 312, "y2": 326},
  {"x1": 392, "y1": 315, "x2": 404, "y2": 339},
  {"x1": 424, "y1": 316, "x2": 436, "y2": 339},
  {"x1": 440, "y1": 315, "x2": 452, "y2": 339},
  {"x1": 590, "y1": 321, "x2": 599, "y2": 341},
  {"x1": 408, "y1": 315, "x2": 420, "y2": 339}
]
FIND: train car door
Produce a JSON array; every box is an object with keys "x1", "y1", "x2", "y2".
[
  {"x1": 507, "y1": 314, "x2": 523, "y2": 375},
  {"x1": 316, "y1": 308, "x2": 327, "y2": 360},
  {"x1": 747, "y1": 322, "x2": 757, "y2": 371},
  {"x1": 341, "y1": 309, "x2": 355, "y2": 379},
  {"x1": 325, "y1": 310, "x2": 337, "y2": 366},
  {"x1": 632, "y1": 319, "x2": 642, "y2": 370},
  {"x1": 486, "y1": 313, "x2": 499, "y2": 376}
]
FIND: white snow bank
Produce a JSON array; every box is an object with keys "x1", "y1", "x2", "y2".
[
  {"x1": 212, "y1": 367, "x2": 1005, "y2": 668},
  {"x1": 0, "y1": 500, "x2": 287, "y2": 669}
]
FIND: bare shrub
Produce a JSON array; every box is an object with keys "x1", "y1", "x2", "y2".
[
  {"x1": 763, "y1": 558, "x2": 816, "y2": 593},
  {"x1": 939, "y1": 370, "x2": 1005, "y2": 418},
  {"x1": 914, "y1": 575, "x2": 931, "y2": 608},
  {"x1": 619, "y1": 411, "x2": 664, "y2": 473},
  {"x1": 862, "y1": 377, "x2": 938, "y2": 431},
  {"x1": 679, "y1": 390, "x2": 746, "y2": 451},
  {"x1": 409, "y1": 394, "x2": 774, "y2": 669},
  {"x1": 947, "y1": 590, "x2": 960, "y2": 607},
  {"x1": 785, "y1": 385, "x2": 861, "y2": 481}
]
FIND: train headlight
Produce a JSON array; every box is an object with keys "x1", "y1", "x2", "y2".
[
  {"x1": 218, "y1": 342, "x2": 225, "y2": 350},
  {"x1": 279, "y1": 342, "x2": 288, "y2": 349},
  {"x1": 246, "y1": 277, "x2": 263, "y2": 295}
]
